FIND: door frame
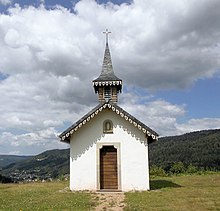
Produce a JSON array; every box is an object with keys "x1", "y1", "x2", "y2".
[{"x1": 96, "y1": 142, "x2": 121, "y2": 191}]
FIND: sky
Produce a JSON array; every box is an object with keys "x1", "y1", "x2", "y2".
[{"x1": 0, "y1": 0, "x2": 220, "y2": 155}]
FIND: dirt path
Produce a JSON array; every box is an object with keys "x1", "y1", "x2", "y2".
[{"x1": 94, "y1": 192, "x2": 125, "y2": 211}]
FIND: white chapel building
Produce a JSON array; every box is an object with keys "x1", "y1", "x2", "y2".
[{"x1": 59, "y1": 32, "x2": 159, "y2": 191}]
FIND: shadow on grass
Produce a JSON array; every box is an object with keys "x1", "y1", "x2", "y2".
[{"x1": 150, "y1": 180, "x2": 182, "y2": 190}]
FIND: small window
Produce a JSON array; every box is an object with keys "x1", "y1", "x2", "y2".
[
  {"x1": 103, "y1": 119, "x2": 113, "y2": 133},
  {"x1": 104, "y1": 87, "x2": 111, "y2": 101}
]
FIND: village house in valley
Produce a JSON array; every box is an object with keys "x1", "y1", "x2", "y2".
[{"x1": 59, "y1": 30, "x2": 159, "y2": 191}]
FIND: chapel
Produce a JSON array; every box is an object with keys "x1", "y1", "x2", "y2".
[{"x1": 59, "y1": 30, "x2": 159, "y2": 191}]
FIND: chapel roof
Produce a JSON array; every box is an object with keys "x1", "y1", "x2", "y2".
[
  {"x1": 93, "y1": 40, "x2": 122, "y2": 88},
  {"x1": 59, "y1": 102, "x2": 159, "y2": 144}
]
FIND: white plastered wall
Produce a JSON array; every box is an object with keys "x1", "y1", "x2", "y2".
[{"x1": 69, "y1": 109, "x2": 150, "y2": 191}]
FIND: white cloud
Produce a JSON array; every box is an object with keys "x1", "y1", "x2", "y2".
[
  {"x1": 1, "y1": 0, "x2": 219, "y2": 86},
  {"x1": 0, "y1": 0, "x2": 220, "y2": 154},
  {"x1": 120, "y1": 93, "x2": 185, "y2": 136},
  {"x1": 176, "y1": 118, "x2": 220, "y2": 135},
  {"x1": 120, "y1": 93, "x2": 220, "y2": 136},
  {"x1": 0, "y1": 0, "x2": 11, "y2": 6},
  {"x1": 0, "y1": 128, "x2": 69, "y2": 155},
  {"x1": 0, "y1": 73, "x2": 93, "y2": 130}
]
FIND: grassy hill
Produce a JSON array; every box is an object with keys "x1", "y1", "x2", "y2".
[{"x1": 1, "y1": 129, "x2": 219, "y2": 181}]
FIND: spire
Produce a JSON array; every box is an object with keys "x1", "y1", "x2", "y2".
[
  {"x1": 102, "y1": 29, "x2": 112, "y2": 75},
  {"x1": 99, "y1": 29, "x2": 114, "y2": 78},
  {"x1": 93, "y1": 29, "x2": 121, "y2": 82},
  {"x1": 93, "y1": 29, "x2": 122, "y2": 104},
  {"x1": 101, "y1": 41, "x2": 114, "y2": 77}
]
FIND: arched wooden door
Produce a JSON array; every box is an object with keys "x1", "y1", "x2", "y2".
[{"x1": 100, "y1": 146, "x2": 118, "y2": 190}]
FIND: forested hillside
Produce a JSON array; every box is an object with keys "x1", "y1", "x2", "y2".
[
  {"x1": 1, "y1": 149, "x2": 69, "y2": 181},
  {"x1": 0, "y1": 155, "x2": 32, "y2": 169},
  {"x1": 149, "y1": 129, "x2": 220, "y2": 170}
]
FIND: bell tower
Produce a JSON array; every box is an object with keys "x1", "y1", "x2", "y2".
[{"x1": 93, "y1": 29, "x2": 122, "y2": 104}]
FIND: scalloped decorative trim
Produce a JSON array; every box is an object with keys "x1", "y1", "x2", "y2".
[
  {"x1": 61, "y1": 103, "x2": 158, "y2": 141},
  {"x1": 93, "y1": 81, "x2": 122, "y2": 86}
]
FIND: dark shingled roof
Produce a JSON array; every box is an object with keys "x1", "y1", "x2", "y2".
[
  {"x1": 59, "y1": 102, "x2": 159, "y2": 144},
  {"x1": 93, "y1": 43, "x2": 122, "y2": 83}
]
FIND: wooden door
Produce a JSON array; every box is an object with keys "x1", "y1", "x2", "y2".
[{"x1": 100, "y1": 146, "x2": 118, "y2": 189}]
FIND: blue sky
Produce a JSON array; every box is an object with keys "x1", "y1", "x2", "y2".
[
  {"x1": 158, "y1": 77, "x2": 220, "y2": 120},
  {"x1": 0, "y1": 0, "x2": 220, "y2": 155},
  {"x1": 0, "y1": 0, "x2": 130, "y2": 11}
]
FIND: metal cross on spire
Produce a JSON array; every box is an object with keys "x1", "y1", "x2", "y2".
[{"x1": 103, "y1": 29, "x2": 111, "y2": 44}]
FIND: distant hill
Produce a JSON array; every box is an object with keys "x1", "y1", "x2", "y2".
[
  {"x1": 149, "y1": 129, "x2": 220, "y2": 170},
  {"x1": 1, "y1": 129, "x2": 219, "y2": 181},
  {"x1": 1, "y1": 149, "x2": 69, "y2": 181},
  {"x1": 0, "y1": 155, "x2": 32, "y2": 169}
]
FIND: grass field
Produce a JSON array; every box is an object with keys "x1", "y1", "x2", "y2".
[
  {"x1": 0, "y1": 174, "x2": 219, "y2": 210},
  {"x1": 125, "y1": 174, "x2": 220, "y2": 211},
  {"x1": 0, "y1": 180, "x2": 95, "y2": 210}
]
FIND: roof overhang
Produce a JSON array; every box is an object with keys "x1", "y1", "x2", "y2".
[
  {"x1": 93, "y1": 80, "x2": 122, "y2": 93},
  {"x1": 93, "y1": 80, "x2": 122, "y2": 87},
  {"x1": 59, "y1": 102, "x2": 159, "y2": 144}
]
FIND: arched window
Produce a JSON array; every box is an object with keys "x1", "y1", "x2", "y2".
[{"x1": 103, "y1": 119, "x2": 113, "y2": 133}]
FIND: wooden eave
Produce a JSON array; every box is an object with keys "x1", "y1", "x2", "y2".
[
  {"x1": 92, "y1": 80, "x2": 122, "y2": 93},
  {"x1": 59, "y1": 102, "x2": 159, "y2": 144}
]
